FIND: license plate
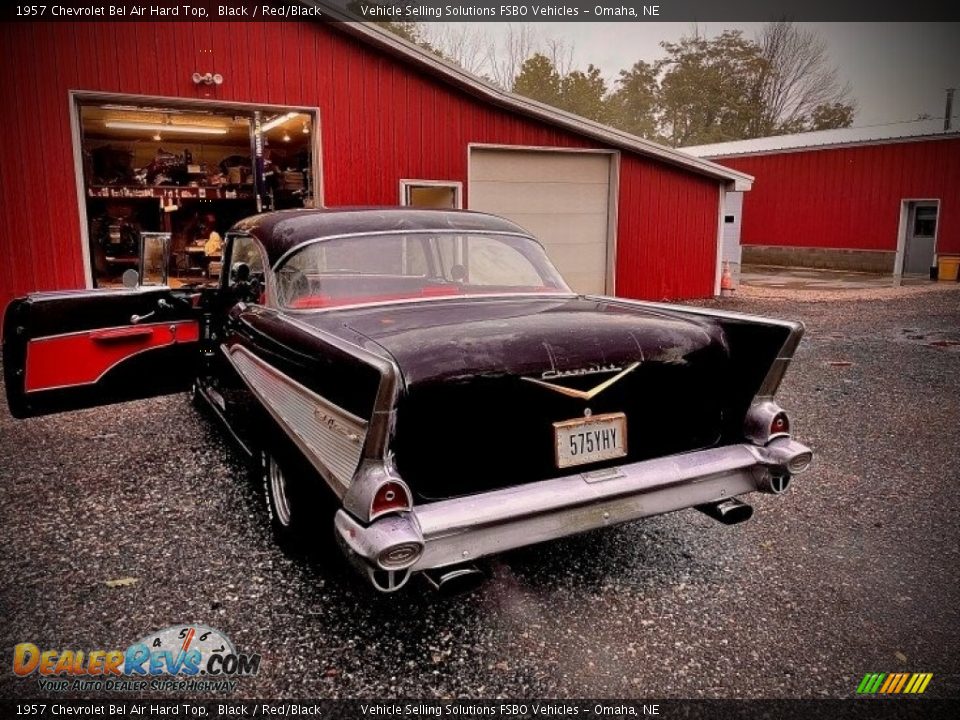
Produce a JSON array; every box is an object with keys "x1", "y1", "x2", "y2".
[{"x1": 554, "y1": 412, "x2": 627, "y2": 469}]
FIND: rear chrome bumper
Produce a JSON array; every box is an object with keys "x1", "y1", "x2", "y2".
[{"x1": 334, "y1": 438, "x2": 811, "y2": 591}]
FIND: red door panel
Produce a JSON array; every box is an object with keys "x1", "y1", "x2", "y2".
[
  {"x1": 3, "y1": 288, "x2": 202, "y2": 418},
  {"x1": 24, "y1": 320, "x2": 200, "y2": 392}
]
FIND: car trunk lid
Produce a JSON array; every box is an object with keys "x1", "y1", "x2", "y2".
[{"x1": 329, "y1": 296, "x2": 731, "y2": 500}]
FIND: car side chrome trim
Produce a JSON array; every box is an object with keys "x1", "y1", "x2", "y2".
[
  {"x1": 224, "y1": 344, "x2": 367, "y2": 494},
  {"x1": 277, "y1": 315, "x2": 402, "y2": 463},
  {"x1": 584, "y1": 295, "x2": 804, "y2": 399},
  {"x1": 335, "y1": 439, "x2": 812, "y2": 581}
]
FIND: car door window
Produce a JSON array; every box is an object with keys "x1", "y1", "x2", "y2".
[{"x1": 226, "y1": 235, "x2": 267, "y2": 304}]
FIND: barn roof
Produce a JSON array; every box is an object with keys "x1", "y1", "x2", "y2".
[
  {"x1": 306, "y1": 1, "x2": 753, "y2": 191},
  {"x1": 682, "y1": 120, "x2": 960, "y2": 158}
]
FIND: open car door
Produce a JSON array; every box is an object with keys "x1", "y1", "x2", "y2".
[{"x1": 3, "y1": 288, "x2": 202, "y2": 418}]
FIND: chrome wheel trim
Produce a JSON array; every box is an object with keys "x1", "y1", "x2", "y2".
[{"x1": 268, "y1": 455, "x2": 293, "y2": 527}]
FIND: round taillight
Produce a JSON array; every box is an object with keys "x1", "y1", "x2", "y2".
[
  {"x1": 770, "y1": 412, "x2": 790, "y2": 436},
  {"x1": 370, "y1": 481, "x2": 410, "y2": 518}
]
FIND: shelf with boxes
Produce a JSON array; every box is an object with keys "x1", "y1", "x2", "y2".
[{"x1": 87, "y1": 185, "x2": 255, "y2": 201}]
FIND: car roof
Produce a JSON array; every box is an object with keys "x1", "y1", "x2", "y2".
[{"x1": 229, "y1": 207, "x2": 533, "y2": 267}]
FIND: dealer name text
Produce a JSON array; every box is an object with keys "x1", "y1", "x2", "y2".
[{"x1": 358, "y1": 4, "x2": 660, "y2": 18}]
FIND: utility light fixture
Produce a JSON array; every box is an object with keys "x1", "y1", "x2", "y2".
[
  {"x1": 261, "y1": 112, "x2": 298, "y2": 132},
  {"x1": 104, "y1": 121, "x2": 228, "y2": 135}
]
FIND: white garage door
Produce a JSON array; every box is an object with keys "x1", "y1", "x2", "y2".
[{"x1": 468, "y1": 149, "x2": 613, "y2": 294}]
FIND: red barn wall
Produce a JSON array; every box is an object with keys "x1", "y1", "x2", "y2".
[
  {"x1": 0, "y1": 21, "x2": 723, "y2": 323},
  {"x1": 714, "y1": 138, "x2": 960, "y2": 256},
  {"x1": 615, "y1": 157, "x2": 720, "y2": 299}
]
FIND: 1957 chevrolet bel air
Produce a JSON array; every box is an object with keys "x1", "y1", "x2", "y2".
[{"x1": 3, "y1": 208, "x2": 812, "y2": 593}]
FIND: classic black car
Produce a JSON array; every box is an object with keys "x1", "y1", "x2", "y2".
[{"x1": 3, "y1": 208, "x2": 812, "y2": 594}]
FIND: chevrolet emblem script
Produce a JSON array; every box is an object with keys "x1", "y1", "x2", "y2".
[{"x1": 522, "y1": 362, "x2": 640, "y2": 400}]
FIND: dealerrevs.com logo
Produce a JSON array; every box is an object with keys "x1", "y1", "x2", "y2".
[{"x1": 13, "y1": 625, "x2": 260, "y2": 693}]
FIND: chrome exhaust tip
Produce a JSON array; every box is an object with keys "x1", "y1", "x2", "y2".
[
  {"x1": 761, "y1": 438, "x2": 814, "y2": 475},
  {"x1": 695, "y1": 498, "x2": 754, "y2": 525},
  {"x1": 422, "y1": 565, "x2": 486, "y2": 596}
]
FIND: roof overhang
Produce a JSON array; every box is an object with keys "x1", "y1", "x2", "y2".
[
  {"x1": 303, "y1": 1, "x2": 753, "y2": 191},
  {"x1": 684, "y1": 130, "x2": 960, "y2": 160}
]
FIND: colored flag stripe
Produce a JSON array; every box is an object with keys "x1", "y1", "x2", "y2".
[
  {"x1": 855, "y1": 672, "x2": 932, "y2": 694},
  {"x1": 882, "y1": 673, "x2": 901, "y2": 693},
  {"x1": 893, "y1": 673, "x2": 910, "y2": 693}
]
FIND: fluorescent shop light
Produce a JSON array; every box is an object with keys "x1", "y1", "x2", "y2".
[
  {"x1": 104, "y1": 121, "x2": 228, "y2": 135},
  {"x1": 261, "y1": 112, "x2": 298, "y2": 132}
]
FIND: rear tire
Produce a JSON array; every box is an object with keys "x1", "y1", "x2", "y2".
[
  {"x1": 264, "y1": 451, "x2": 294, "y2": 531},
  {"x1": 258, "y1": 449, "x2": 303, "y2": 545},
  {"x1": 256, "y1": 447, "x2": 339, "y2": 561}
]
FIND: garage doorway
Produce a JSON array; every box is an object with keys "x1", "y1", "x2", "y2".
[
  {"x1": 71, "y1": 92, "x2": 321, "y2": 289},
  {"x1": 467, "y1": 146, "x2": 617, "y2": 294},
  {"x1": 900, "y1": 201, "x2": 939, "y2": 276}
]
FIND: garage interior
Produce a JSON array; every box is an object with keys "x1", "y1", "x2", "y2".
[{"x1": 78, "y1": 99, "x2": 316, "y2": 287}]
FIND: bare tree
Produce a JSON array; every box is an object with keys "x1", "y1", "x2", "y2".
[
  {"x1": 420, "y1": 24, "x2": 492, "y2": 77},
  {"x1": 544, "y1": 37, "x2": 575, "y2": 78},
  {"x1": 753, "y1": 21, "x2": 855, "y2": 135},
  {"x1": 481, "y1": 26, "x2": 577, "y2": 91},
  {"x1": 486, "y1": 25, "x2": 538, "y2": 89}
]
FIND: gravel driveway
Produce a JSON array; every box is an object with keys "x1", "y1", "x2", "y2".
[{"x1": 1, "y1": 290, "x2": 958, "y2": 699}]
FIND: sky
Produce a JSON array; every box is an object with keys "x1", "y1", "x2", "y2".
[{"x1": 446, "y1": 22, "x2": 960, "y2": 128}]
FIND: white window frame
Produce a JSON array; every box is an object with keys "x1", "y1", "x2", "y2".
[{"x1": 399, "y1": 179, "x2": 463, "y2": 209}]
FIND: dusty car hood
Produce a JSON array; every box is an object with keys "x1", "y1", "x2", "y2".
[{"x1": 309, "y1": 296, "x2": 728, "y2": 387}]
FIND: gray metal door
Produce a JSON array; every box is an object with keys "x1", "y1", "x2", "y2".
[{"x1": 903, "y1": 202, "x2": 938, "y2": 275}]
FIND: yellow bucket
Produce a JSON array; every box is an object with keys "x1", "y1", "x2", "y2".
[{"x1": 938, "y1": 256, "x2": 960, "y2": 282}]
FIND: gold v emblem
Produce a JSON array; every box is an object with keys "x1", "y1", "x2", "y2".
[{"x1": 522, "y1": 362, "x2": 641, "y2": 400}]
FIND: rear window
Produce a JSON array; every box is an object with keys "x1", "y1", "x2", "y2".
[{"x1": 276, "y1": 232, "x2": 570, "y2": 309}]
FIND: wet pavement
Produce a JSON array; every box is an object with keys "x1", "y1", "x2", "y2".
[{"x1": 1, "y1": 291, "x2": 958, "y2": 700}]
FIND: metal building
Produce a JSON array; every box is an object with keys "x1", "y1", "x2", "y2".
[
  {"x1": 0, "y1": 15, "x2": 751, "y2": 326},
  {"x1": 685, "y1": 122, "x2": 960, "y2": 277}
]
